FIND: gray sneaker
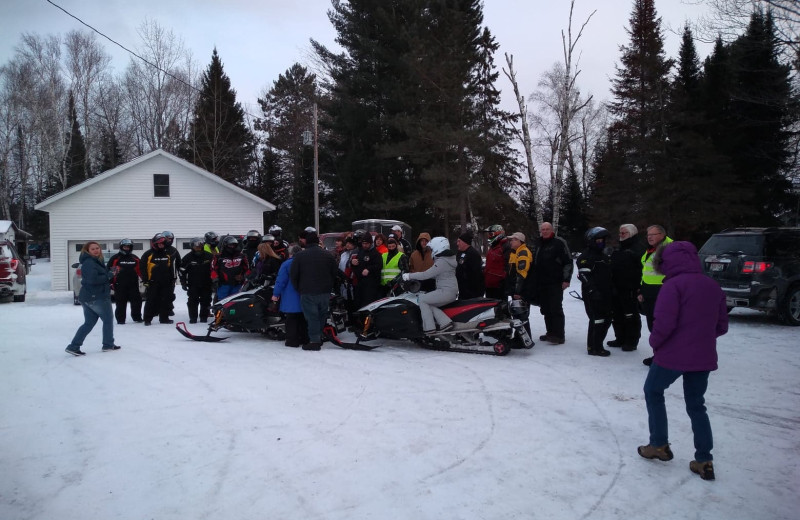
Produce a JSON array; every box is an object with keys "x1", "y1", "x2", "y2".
[{"x1": 65, "y1": 346, "x2": 85, "y2": 356}]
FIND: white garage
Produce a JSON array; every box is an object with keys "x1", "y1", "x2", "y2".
[{"x1": 35, "y1": 149, "x2": 275, "y2": 292}]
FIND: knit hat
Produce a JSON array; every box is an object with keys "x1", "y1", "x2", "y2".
[
  {"x1": 305, "y1": 231, "x2": 319, "y2": 244},
  {"x1": 387, "y1": 233, "x2": 398, "y2": 244},
  {"x1": 458, "y1": 231, "x2": 473, "y2": 244}
]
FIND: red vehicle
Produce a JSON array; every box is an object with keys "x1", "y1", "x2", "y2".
[{"x1": 0, "y1": 240, "x2": 27, "y2": 302}]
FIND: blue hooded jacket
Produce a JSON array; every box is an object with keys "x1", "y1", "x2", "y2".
[
  {"x1": 273, "y1": 257, "x2": 302, "y2": 313},
  {"x1": 78, "y1": 251, "x2": 113, "y2": 304},
  {"x1": 649, "y1": 241, "x2": 728, "y2": 371}
]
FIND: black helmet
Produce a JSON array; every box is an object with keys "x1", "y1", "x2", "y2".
[
  {"x1": 353, "y1": 229, "x2": 368, "y2": 241},
  {"x1": 152, "y1": 233, "x2": 166, "y2": 247},
  {"x1": 162, "y1": 231, "x2": 174, "y2": 246},
  {"x1": 246, "y1": 230, "x2": 261, "y2": 244},
  {"x1": 268, "y1": 225, "x2": 282, "y2": 238},
  {"x1": 222, "y1": 235, "x2": 239, "y2": 250},
  {"x1": 204, "y1": 231, "x2": 219, "y2": 247},
  {"x1": 190, "y1": 237, "x2": 204, "y2": 249},
  {"x1": 485, "y1": 224, "x2": 505, "y2": 247},
  {"x1": 585, "y1": 227, "x2": 610, "y2": 244},
  {"x1": 261, "y1": 234, "x2": 275, "y2": 243},
  {"x1": 120, "y1": 238, "x2": 133, "y2": 254}
]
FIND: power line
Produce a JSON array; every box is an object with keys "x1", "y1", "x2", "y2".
[{"x1": 44, "y1": 0, "x2": 265, "y2": 121}]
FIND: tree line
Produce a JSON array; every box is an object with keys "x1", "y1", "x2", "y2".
[{"x1": 1, "y1": 0, "x2": 797, "y2": 247}]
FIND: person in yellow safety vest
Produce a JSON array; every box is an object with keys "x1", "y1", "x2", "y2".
[
  {"x1": 638, "y1": 224, "x2": 673, "y2": 366},
  {"x1": 381, "y1": 234, "x2": 409, "y2": 296}
]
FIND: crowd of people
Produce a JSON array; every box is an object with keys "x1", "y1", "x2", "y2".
[{"x1": 64, "y1": 219, "x2": 729, "y2": 481}]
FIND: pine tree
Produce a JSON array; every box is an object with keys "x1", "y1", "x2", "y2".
[
  {"x1": 181, "y1": 48, "x2": 254, "y2": 185},
  {"x1": 664, "y1": 25, "x2": 737, "y2": 242},
  {"x1": 601, "y1": 0, "x2": 674, "y2": 229},
  {"x1": 98, "y1": 130, "x2": 123, "y2": 173},
  {"x1": 722, "y1": 9, "x2": 798, "y2": 224},
  {"x1": 256, "y1": 64, "x2": 318, "y2": 235},
  {"x1": 64, "y1": 91, "x2": 88, "y2": 188}
]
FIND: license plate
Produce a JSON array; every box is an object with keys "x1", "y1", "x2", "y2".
[{"x1": 709, "y1": 263, "x2": 724, "y2": 272}]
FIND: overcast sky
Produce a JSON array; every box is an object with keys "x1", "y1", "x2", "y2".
[{"x1": 1, "y1": 0, "x2": 714, "y2": 115}]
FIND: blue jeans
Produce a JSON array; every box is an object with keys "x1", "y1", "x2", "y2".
[
  {"x1": 644, "y1": 363, "x2": 713, "y2": 462},
  {"x1": 216, "y1": 284, "x2": 241, "y2": 300},
  {"x1": 70, "y1": 298, "x2": 115, "y2": 349},
  {"x1": 300, "y1": 293, "x2": 330, "y2": 343}
]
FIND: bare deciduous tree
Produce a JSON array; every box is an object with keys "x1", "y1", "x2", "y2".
[
  {"x1": 529, "y1": 1, "x2": 595, "y2": 233},
  {"x1": 64, "y1": 30, "x2": 111, "y2": 178},
  {"x1": 124, "y1": 19, "x2": 196, "y2": 155}
]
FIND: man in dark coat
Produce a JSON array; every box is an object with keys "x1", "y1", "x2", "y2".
[
  {"x1": 290, "y1": 232, "x2": 338, "y2": 350},
  {"x1": 577, "y1": 227, "x2": 614, "y2": 357},
  {"x1": 455, "y1": 231, "x2": 484, "y2": 299},
  {"x1": 350, "y1": 234, "x2": 383, "y2": 308},
  {"x1": 180, "y1": 237, "x2": 214, "y2": 324},
  {"x1": 534, "y1": 222, "x2": 573, "y2": 344},
  {"x1": 608, "y1": 224, "x2": 646, "y2": 351}
]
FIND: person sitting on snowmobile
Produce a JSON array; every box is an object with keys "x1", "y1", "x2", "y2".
[{"x1": 401, "y1": 236, "x2": 458, "y2": 333}]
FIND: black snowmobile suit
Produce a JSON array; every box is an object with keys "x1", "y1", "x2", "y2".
[{"x1": 577, "y1": 245, "x2": 614, "y2": 354}]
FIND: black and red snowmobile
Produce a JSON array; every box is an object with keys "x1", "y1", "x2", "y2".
[
  {"x1": 324, "y1": 279, "x2": 534, "y2": 356},
  {"x1": 176, "y1": 279, "x2": 285, "y2": 342}
]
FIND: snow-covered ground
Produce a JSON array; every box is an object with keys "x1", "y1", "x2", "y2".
[{"x1": 1, "y1": 260, "x2": 798, "y2": 520}]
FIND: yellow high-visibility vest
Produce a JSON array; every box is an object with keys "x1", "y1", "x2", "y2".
[{"x1": 641, "y1": 237, "x2": 673, "y2": 285}]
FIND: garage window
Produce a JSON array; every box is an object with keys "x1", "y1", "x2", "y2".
[{"x1": 154, "y1": 174, "x2": 170, "y2": 197}]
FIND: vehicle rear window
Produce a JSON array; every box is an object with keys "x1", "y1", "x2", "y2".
[{"x1": 699, "y1": 234, "x2": 765, "y2": 256}]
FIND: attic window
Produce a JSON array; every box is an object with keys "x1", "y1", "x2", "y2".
[{"x1": 153, "y1": 174, "x2": 170, "y2": 197}]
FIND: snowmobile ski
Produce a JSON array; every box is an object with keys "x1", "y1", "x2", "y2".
[
  {"x1": 416, "y1": 338, "x2": 512, "y2": 356},
  {"x1": 176, "y1": 321, "x2": 229, "y2": 342}
]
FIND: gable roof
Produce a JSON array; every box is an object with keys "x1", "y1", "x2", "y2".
[
  {"x1": 35, "y1": 149, "x2": 274, "y2": 211},
  {"x1": 0, "y1": 220, "x2": 32, "y2": 239}
]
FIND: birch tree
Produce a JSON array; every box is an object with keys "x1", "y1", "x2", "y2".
[{"x1": 504, "y1": 52, "x2": 543, "y2": 227}]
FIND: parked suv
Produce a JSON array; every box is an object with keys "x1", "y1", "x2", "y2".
[
  {"x1": 0, "y1": 239, "x2": 27, "y2": 302},
  {"x1": 698, "y1": 227, "x2": 800, "y2": 325}
]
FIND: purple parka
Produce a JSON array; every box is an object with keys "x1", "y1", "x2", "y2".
[{"x1": 649, "y1": 241, "x2": 729, "y2": 371}]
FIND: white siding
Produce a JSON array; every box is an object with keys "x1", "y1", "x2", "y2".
[{"x1": 40, "y1": 153, "x2": 272, "y2": 291}]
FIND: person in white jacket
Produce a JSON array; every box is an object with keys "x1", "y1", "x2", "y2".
[{"x1": 402, "y1": 236, "x2": 458, "y2": 333}]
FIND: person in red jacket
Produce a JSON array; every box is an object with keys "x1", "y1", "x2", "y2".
[
  {"x1": 107, "y1": 238, "x2": 143, "y2": 324},
  {"x1": 211, "y1": 236, "x2": 250, "y2": 300},
  {"x1": 483, "y1": 224, "x2": 510, "y2": 300}
]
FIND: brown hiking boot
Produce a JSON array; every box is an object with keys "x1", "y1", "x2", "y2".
[
  {"x1": 690, "y1": 460, "x2": 715, "y2": 480},
  {"x1": 637, "y1": 444, "x2": 674, "y2": 461}
]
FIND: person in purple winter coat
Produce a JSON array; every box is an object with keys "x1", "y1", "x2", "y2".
[{"x1": 637, "y1": 241, "x2": 728, "y2": 481}]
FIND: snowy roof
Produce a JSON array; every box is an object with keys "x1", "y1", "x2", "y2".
[
  {"x1": 34, "y1": 149, "x2": 274, "y2": 211},
  {"x1": 0, "y1": 220, "x2": 31, "y2": 238}
]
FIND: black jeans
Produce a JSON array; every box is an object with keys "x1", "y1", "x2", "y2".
[
  {"x1": 611, "y1": 290, "x2": 642, "y2": 347},
  {"x1": 537, "y1": 283, "x2": 565, "y2": 338}
]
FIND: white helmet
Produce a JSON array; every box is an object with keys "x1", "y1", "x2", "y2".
[{"x1": 429, "y1": 236, "x2": 450, "y2": 257}]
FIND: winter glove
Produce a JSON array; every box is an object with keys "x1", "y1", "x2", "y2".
[
  {"x1": 401, "y1": 273, "x2": 411, "y2": 281},
  {"x1": 181, "y1": 284, "x2": 188, "y2": 292}
]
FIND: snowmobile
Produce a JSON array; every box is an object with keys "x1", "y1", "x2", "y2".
[
  {"x1": 176, "y1": 278, "x2": 285, "y2": 342},
  {"x1": 324, "y1": 279, "x2": 534, "y2": 356}
]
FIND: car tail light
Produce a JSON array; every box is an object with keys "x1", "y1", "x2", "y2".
[
  {"x1": 9, "y1": 258, "x2": 18, "y2": 271},
  {"x1": 741, "y1": 261, "x2": 773, "y2": 273},
  {"x1": 76, "y1": 267, "x2": 82, "y2": 276}
]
